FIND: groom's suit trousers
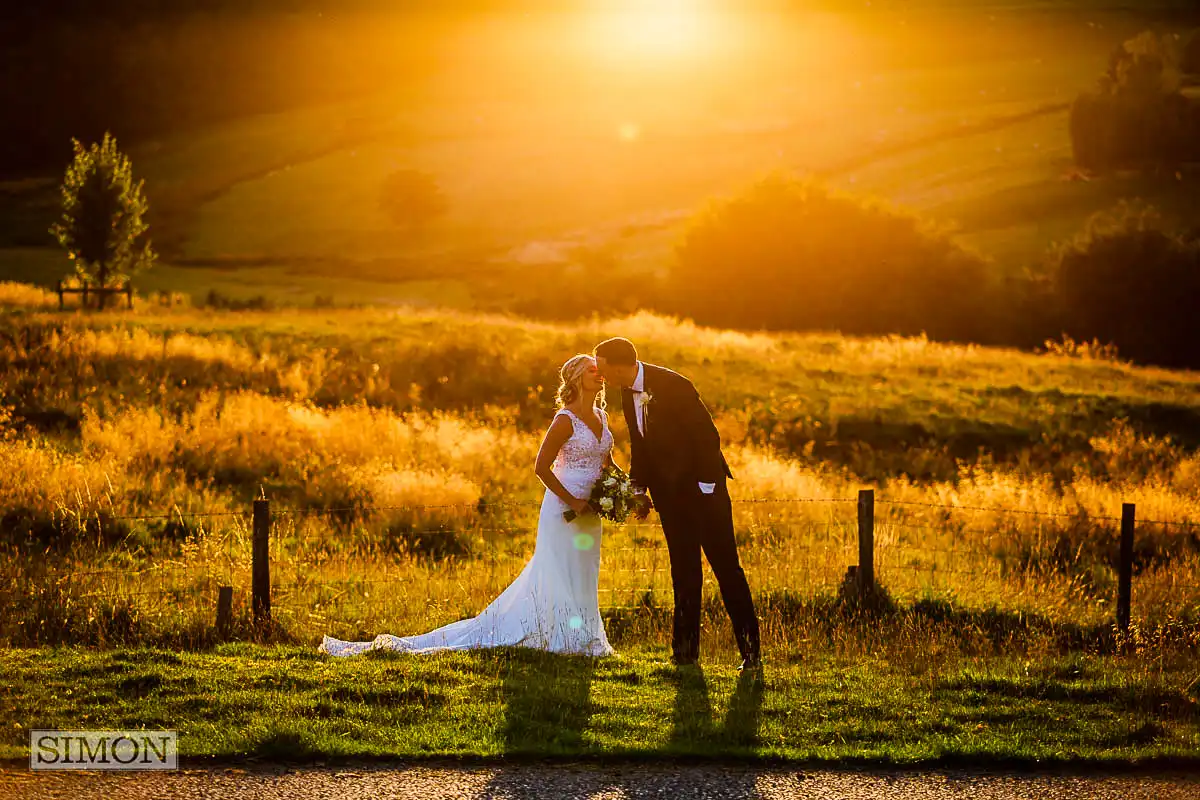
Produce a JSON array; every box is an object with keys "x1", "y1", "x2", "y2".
[{"x1": 651, "y1": 478, "x2": 760, "y2": 663}]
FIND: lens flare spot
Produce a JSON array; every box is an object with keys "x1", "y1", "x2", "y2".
[
  {"x1": 573, "y1": 533, "x2": 596, "y2": 551},
  {"x1": 569, "y1": 615, "x2": 584, "y2": 630},
  {"x1": 618, "y1": 122, "x2": 641, "y2": 142}
]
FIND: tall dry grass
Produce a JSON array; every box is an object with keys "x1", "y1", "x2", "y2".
[
  {"x1": 0, "y1": 297, "x2": 1197, "y2": 649},
  {"x1": 0, "y1": 282, "x2": 57, "y2": 309},
  {"x1": 4, "y1": 408, "x2": 1197, "y2": 649}
]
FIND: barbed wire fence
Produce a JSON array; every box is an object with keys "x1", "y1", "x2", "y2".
[{"x1": 19, "y1": 490, "x2": 1200, "y2": 643}]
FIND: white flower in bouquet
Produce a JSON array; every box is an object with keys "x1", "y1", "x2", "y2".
[
  {"x1": 604, "y1": 477, "x2": 617, "y2": 488},
  {"x1": 600, "y1": 497, "x2": 615, "y2": 512}
]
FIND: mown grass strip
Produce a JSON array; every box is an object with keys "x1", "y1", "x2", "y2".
[{"x1": 1, "y1": 645, "x2": 1197, "y2": 765}]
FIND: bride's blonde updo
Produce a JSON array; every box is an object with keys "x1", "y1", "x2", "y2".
[{"x1": 555, "y1": 354, "x2": 606, "y2": 411}]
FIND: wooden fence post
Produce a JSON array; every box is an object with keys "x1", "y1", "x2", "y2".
[
  {"x1": 1117, "y1": 502, "x2": 1135, "y2": 634},
  {"x1": 216, "y1": 585, "x2": 233, "y2": 635},
  {"x1": 857, "y1": 489, "x2": 875, "y2": 595},
  {"x1": 252, "y1": 498, "x2": 271, "y2": 625},
  {"x1": 56, "y1": 280, "x2": 64, "y2": 311}
]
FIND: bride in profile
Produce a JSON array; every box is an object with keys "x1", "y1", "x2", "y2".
[{"x1": 320, "y1": 354, "x2": 615, "y2": 657}]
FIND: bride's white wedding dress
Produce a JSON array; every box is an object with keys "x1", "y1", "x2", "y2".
[{"x1": 320, "y1": 407, "x2": 615, "y2": 658}]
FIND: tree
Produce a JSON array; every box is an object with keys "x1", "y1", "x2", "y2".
[
  {"x1": 378, "y1": 169, "x2": 447, "y2": 233},
  {"x1": 1070, "y1": 31, "x2": 1200, "y2": 172},
  {"x1": 1104, "y1": 31, "x2": 1182, "y2": 97},
  {"x1": 50, "y1": 133, "x2": 156, "y2": 308},
  {"x1": 1051, "y1": 202, "x2": 1200, "y2": 369},
  {"x1": 669, "y1": 175, "x2": 999, "y2": 343}
]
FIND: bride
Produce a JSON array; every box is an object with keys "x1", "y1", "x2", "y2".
[{"x1": 320, "y1": 354, "x2": 615, "y2": 658}]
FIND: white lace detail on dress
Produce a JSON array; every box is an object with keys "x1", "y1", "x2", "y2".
[{"x1": 551, "y1": 407, "x2": 612, "y2": 497}]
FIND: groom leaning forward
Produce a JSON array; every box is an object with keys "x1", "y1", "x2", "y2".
[{"x1": 594, "y1": 337, "x2": 761, "y2": 671}]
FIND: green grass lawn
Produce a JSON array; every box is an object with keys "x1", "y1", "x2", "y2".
[{"x1": 1, "y1": 645, "x2": 1197, "y2": 764}]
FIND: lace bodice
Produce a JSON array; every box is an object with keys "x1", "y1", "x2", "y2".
[{"x1": 552, "y1": 407, "x2": 612, "y2": 495}]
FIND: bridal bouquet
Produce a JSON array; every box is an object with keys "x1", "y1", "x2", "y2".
[{"x1": 564, "y1": 464, "x2": 637, "y2": 523}]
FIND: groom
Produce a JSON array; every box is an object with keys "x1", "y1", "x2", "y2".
[{"x1": 594, "y1": 337, "x2": 761, "y2": 671}]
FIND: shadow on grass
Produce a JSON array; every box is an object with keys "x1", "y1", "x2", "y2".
[
  {"x1": 725, "y1": 670, "x2": 766, "y2": 748},
  {"x1": 936, "y1": 674, "x2": 1200, "y2": 719},
  {"x1": 670, "y1": 665, "x2": 765, "y2": 752},
  {"x1": 480, "y1": 660, "x2": 766, "y2": 799},
  {"x1": 656, "y1": 666, "x2": 765, "y2": 798},
  {"x1": 478, "y1": 649, "x2": 597, "y2": 799},
  {"x1": 495, "y1": 648, "x2": 597, "y2": 755},
  {"x1": 252, "y1": 729, "x2": 324, "y2": 762}
]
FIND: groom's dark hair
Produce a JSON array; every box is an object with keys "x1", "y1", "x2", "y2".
[{"x1": 594, "y1": 337, "x2": 638, "y2": 366}]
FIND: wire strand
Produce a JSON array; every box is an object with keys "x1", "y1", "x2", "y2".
[{"x1": 875, "y1": 498, "x2": 1124, "y2": 521}]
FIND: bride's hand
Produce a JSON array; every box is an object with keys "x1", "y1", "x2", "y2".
[{"x1": 567, "y1": 496, "x2": 592, "y2": 516}]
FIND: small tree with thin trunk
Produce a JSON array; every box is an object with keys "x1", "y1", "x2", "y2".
[{"x1": 50, "y1": 133, "x2": 156, "y2": 308}]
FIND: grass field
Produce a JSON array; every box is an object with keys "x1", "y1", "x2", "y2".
[
  {"x1": 1, "y1": 299, "x2": 1198, "y2": 652},
  {"x1": 2, "y1": 645, "x2": 1198, "y2": 763}
]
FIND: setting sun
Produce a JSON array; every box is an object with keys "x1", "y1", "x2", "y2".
[{"x1": 577, "y1": 1, "x2": 722, "y2": 68}]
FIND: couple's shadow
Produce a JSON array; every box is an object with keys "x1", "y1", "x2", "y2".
[
  {"x1": 483, "y1": 652, "x2": 766, "y2": 799},
  {"x1": 496, "y1": 648, "x2": 597, "y2": 755},
  {"x1": 669, "y1": 664, "x2": 765, "y2": 752}
]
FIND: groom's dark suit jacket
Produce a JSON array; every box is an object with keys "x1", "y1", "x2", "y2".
[{"x1": 621, "y1": 363, "x2": 733, "y2": 492}]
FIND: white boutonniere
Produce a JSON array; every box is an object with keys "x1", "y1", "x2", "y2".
[{"x1": 637, "y1": 390, "x2": 654, "y2": 430}]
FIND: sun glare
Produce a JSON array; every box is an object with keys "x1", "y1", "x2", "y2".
[{"x1": 580, "y1": 1, "x2": 721, "y2": 68}]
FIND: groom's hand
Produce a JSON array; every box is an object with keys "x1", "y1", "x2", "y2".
[{"x1": 632, "y1": 492, "x2": 653, "y2": 520}]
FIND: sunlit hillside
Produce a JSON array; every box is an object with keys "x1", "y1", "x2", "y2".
[{"x1": 2, "y1": 3, "x2": 1197, "y2": 310}]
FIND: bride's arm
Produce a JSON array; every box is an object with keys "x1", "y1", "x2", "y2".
[
  {"x1": 535, "y1": 415, "x2": 590, "y2": 513},
  {"x1": 600, "y1": 408, "x2": 618, "y2": 470}
]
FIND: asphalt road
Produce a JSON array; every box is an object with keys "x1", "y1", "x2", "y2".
[{"x1": 3, "y1": 764, "x2": 1200, "y2": 800}]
